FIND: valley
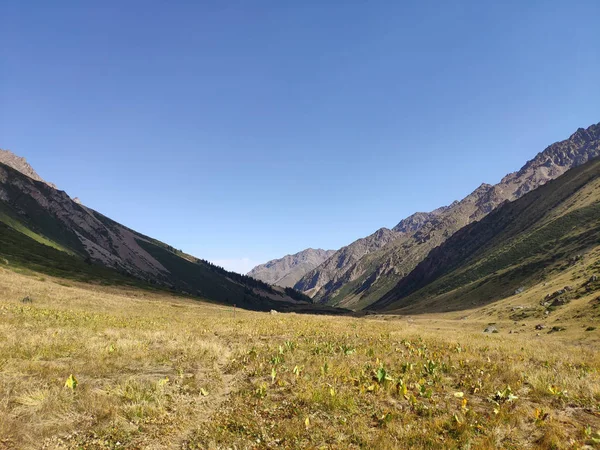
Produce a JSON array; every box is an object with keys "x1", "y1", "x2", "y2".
[
  {"x1": 0, "y1": 267, "x2": 598, "y2": 449},
  {"x1": 3, "y1": 3, "x2": 600, "y2": 448},
  {"x1": 253, "y1": 123, "x2": 600, "y2": 312},
  {"x1": 1, "y1": 128, "x2": 599, "y2": 449}
]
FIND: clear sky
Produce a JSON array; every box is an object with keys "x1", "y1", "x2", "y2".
[{"x1": 1, "y1": 1, "x2": 599, "y2": 273}]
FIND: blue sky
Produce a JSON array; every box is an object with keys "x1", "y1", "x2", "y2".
[{"x1": 1, "y1": 1, "x2": 599, "y2": 273}]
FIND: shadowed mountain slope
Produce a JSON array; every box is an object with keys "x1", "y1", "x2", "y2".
[
  {"x1": 371, "y1": 156, "x2": 600, "y2": 313},
  {"x1": 0, "y1": 153, "x2": 316, "y2": 311},
  {"x1": 295, "y1": 122, "x2": 600, "y2": 310}
]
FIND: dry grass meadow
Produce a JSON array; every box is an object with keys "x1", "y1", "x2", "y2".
[{"x1": 0, "y1": 266, "x2": 599, "y2": 449}]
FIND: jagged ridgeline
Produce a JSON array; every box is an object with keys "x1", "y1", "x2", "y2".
[
  {"x1": 292, "y1": 122, "x2": 600, "y2": 310},
  {"x1": 0, "y1": 153, "x2": 314, "y2": 312},
  {"x1": 372, "y1": 155, "x2": 600, "y2": 312}
]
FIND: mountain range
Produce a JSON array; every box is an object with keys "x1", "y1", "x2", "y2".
[
  {"x1": 2, "y1": 121, "x2": 599, "y2": 316},
  {"x1": 250, "y1": 122, "x2": 600, "y2": 310},
  {"x1": 247, "y1": 248, "x2": 335, "y2": 288},
  {"x1": 373, "y1": 153, "x2": 600, "y2": 313}
]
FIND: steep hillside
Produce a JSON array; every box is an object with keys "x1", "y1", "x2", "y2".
[
  {"x1": 294, "y1": 228, "x2": 401, "y2": 298},
  {"x1": 0, "y1": 156, "x2": 311, "y2": 311},
  {"x1": 295, "y1": 122, "x2": 600, "y2": 309},
  {"x1": 372, "y1": 156, "x2": 600, "y2": 314},
  {"x1": 247, "y1": 248, "x2": 335, "y2": 287}
]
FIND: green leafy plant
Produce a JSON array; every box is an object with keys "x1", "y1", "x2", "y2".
[
  {"x1": 422, "y1": 359, "x2": 438, "y2": 376},
  {"x1": 547, "y1": 384, "x2": 568, "y2": 398},
  {"x1": 373, "y1": 412, "x2": 393, "y2": 427},
  {"x1": 255, "y1": 383, "x2": 268, "y2": 399},
  {"x1": 341, "y1": 344, "x2": 356, "y2": 355},
  {"x1": 64, "y1": 374, "x2": 78, "y2": 390},
  {"x1": 584, "y1": 425, "x2": 600, "y2": 444}
]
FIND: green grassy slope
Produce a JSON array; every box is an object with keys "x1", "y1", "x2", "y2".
[
  {"x1": 0, "y1": 220, "x2": 345, "y2": 314},
  {"x1": 0, "y1": 202, "x2": 73, "y2": 253},
  {"x1": 87, "y1": 209, "x2": 307, "y2": 310},
  {"x1": 372, "y1": 157, "x2": 600, "y2": 312},
  {"x1": 136, "y1": 238, "x2": 280, "y2": 310},
  {"x1": 0, "y1": 162, "x2": 317, "y2": 312},
  {"x1": 0, "y1": 221, "x2": 146, "y2": 287},
  {"x1": 304, "y1": 122, "x2": 600, "y2": 311},
  {"x1": 0, "y1": 181, "x2": 88, "y2": 255}
]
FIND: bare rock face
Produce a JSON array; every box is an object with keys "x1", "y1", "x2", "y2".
[
  {"x1": 0, "y1": 150, "x2": 170, "y2": 280},
  {"x1": 248, "y1": 248, "x2": 336, "y2": 288},
  {"x1": 500, "y1": 124, "x2": 600, "y2": 200},
  {"x1": 293, "y1": 228, "x2": 400, "y2": 298},
  {"x1": 0, "y1": 156, "x2": 304, "y2": 310},
  {"x1": 393, "y1": 204, "x2": 453, "y2": 233},
  {"x1": 0, "y1": 163, "x2": 167, "y2": 279},
  {"x1": 0, "y1": 149, "x2": 57, "y2": 189},
  {"x1": 294, "y1": 122, "x2": 600, "y2": 308}
]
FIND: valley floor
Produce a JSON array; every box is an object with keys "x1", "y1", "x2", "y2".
[{"x1": 0, "y1": 267, "x2": 599, "y2": 449}]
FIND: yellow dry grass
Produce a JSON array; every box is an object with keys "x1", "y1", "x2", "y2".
[{"x1": 0, "y1": 266, "x2": 599, "y2": 449}]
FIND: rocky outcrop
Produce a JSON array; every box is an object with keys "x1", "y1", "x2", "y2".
[
  {"x1": 0, "y1": 149, "x2": 57, "y2": 189},
  {"x1": 294, "y1": 228, "x2": 400, "y2": 298}
]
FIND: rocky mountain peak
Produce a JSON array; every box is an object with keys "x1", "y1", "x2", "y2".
[
  {"x1": 393, "y1": 212, "x2": 441, "y2": 233},
  {"x1": 0, "y1": 149, "x2": 56, "y2": 188},
  {"x1": 512, "y1": 122, "x2": 600, "y2": 182},
  {"x1": 571, "y1": 123, "x2": 598, "y2": 142}
]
